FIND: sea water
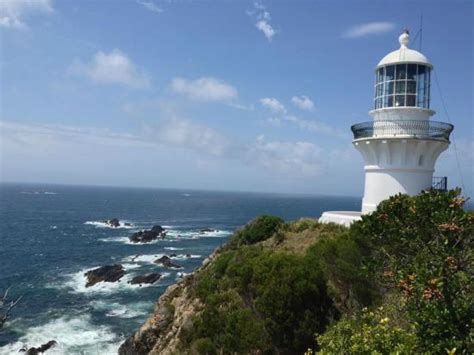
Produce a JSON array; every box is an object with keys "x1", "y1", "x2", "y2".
[{"x1": 0, "y1": 183, "x2": 359, "y2": 354}]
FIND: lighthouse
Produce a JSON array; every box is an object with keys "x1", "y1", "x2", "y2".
[{"x1": 320, "y1": 30, "x2": 453, "y2": 225}]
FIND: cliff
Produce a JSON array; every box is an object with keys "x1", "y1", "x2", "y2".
[{"x1": 119, "y1": 190, "x2": 473, "y2": 354}]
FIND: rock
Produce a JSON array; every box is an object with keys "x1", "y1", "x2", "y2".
[
  {"x1": 129, "y1": 273, "x2": 161, "y2": 286},
  {"x1": 186, "y1": 254, "x2": 191, "y2": 258},
  {"x1": 129, "y1": 226, "x2": 166, "y2": 243},
  {"x1": 199, "y1": 228, "x2": 216, "y2": 233},
  {"x1": 125, "y1": 223, "x2": 132, "y2": 227},
  {"x1": 84, "y1": 265, "x2": 125, "y2": 287},
  {"x1": 25, "y1": 340, "x2": 57, "y2": 354},
  {"x1": 131, "y1": 254, "x2": 141, "y2": 262},
  {"x1": 169, "y1": 253, "x2": 177, "y2": 258},
  {"x1": 154, "y1": 256, "x2": 182, "y2": 269},
  {"x1": 104, "y1": 218, "x2": 120, "y2": 228},
  {"x1": 129, "y1": 230, "x2": 159, "y2": 243},
  {"x1": 151, "y1": 225, "x2": 165, "y2": 234}
]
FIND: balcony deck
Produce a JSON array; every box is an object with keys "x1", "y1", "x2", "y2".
[{"x1": 351, "y1": 120, "x2": 453, "y2": 141}]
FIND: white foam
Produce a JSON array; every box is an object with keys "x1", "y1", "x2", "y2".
[
  {"x1": 200, "y1": 230, "x2": 232, "y2": 238},
  {"x1": 0, "y1": 314, "x2": 121, "y2": 355},
  {"x1": 61, "y1": 265, "x2": 163, "y2": 295},
  {"x1": 173, "y1": 254, "x2": 201, "y2": 260},
  {"x1": 164, "y1": 246, "x2": 184, "y2": 251},
  {"x1": 84, "y1": 220, "x2": 134, "y2": 229},
  {"x1": 99, "y1": 236, "x2": 166, "y2": 245},
  {"x1": 89, "y1": 300, "x2": 151, "y2": 319},
  {"x1": 123, "y1": 254, "x2": 164, "y2": 264},
  {"x1": 166, "y1": 229, "x2": 231, "y2": 240}
]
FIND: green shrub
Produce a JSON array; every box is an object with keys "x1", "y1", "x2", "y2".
[
  {"x1": 351, "y1": 189, "x2": 474, "y2": 353},
  {"x1": 317, "y1": 305, "x2": 417, "y2": 354},
  {"x1": 307, "y1": 232, "x2": 378, "y2": 314},
  {"x1": 191, "y1": 338, "x2": 217, "y2": 355},
  {"x1": 230, "y1": 215, "x2": 284, "y2": 246}
]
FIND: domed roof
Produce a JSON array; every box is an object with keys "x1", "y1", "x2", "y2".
[{"x1": 377, "y1": 31, "x2": 432, "y2": 68}]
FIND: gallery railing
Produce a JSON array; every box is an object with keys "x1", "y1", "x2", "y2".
[
  {"x1": 432, "y1": 176, "x2": 448, "y2": 191},
  {"x1": 351, "y1": 120, "x2": 453, "y2": 141}
]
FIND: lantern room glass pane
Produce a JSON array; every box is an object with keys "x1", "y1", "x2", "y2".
[
  {"x1": 395, "y1": 95, "x2": 405, "y2": 107},
  {"x1": 384, "y1": 81, "x2": 394, "y2": 95},
  {"x1": 407, "y1": 81, "x2": 416, "y2": 94},
  {"x1": 385, "y1": 65, "x2": 395, "y2": 80},
  {"x1": 407, "y1": 64, "x2": 417, "y2": 80},
  {"x1": 396, "y1": 81, "x2": 406, "y2": 94},
  {"x1": 406, "y1": 95, "x2": 416, "y2": 106},
  {"x1": 377, "y1": 68, "x2": 384, "y2": 83},
  {"x1": 396, "y1": 64, "x2": 407, "y2": 79}
]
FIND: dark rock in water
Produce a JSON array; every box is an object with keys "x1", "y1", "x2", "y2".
[
  {"x1": 150, "y1": 225, "x2": 165, "y2": 234},
  {"x1": 84, "y1": 265, "x2": 125, "y2": 287},
  {"x1": 129, "y1": 230, "x2": 159, "y2": 243},
  {"x1": 129, "y1": 225, "x2": 166, "y2": 243},
  {"x1": 131, "y1": 254, "x2": 141, "y2": 262},
  {"x1": 186, "y1": 254, "x2": 191, "y2": 258},
  {"x1": 169, "y1": 253, "x2": 177, "y2": 258},
  {"x1": 154, "y1": 256, "x2": 182, "y2": 269},
  {"x1": 128, "y1": 273, "x2": 161, "y2": 286},
  {"x1": 200, "y1": 228, "x2": 216, "y2": 233},
  {"x1": 104, "y1": 218, "x2": 120, "y2": 228},
  {"x1": 124, "y1": 222, "x2": 132, "y2": 227},
  {"x1": 25, "y1": 340, "x2": 57, "y2": 354}
]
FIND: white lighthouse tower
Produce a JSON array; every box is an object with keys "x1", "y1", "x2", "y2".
[{"x1": 320, "y1": 30, "x2": 453, "y2": 225}]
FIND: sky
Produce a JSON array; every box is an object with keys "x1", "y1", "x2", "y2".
[{"x1": 0, "y1": 0, "x2": 472, "y2": 197}]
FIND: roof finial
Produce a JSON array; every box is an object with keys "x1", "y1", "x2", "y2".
[{"x1": 399, "y1": 28, "x2": 410, "y2": 48}]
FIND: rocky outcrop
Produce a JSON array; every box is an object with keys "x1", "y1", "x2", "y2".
[
  {"x1": 129, "y1": 225, "x2": 166, "y2": 243},
  {"x1": 103, "y1": 218, "x2": 120, "y2": 228},
  {"x1": 129, "y1": 273, "x2": 162, "y2": 286},
  {"x1": 119, "y1": 251, "x2": 220, "y2": 355},
  {"x1": 199, "y1": 228, "x2": 217, "y2": 233},
  {"x1": 22, "y1": 340, "x2": 57, "y2": 354},
  {"x1": 154, "y1": 256, "x2": 182, "y2": 269},
  {"x1": 84, "y1": 264, "x2": 125, "y2": 287}
]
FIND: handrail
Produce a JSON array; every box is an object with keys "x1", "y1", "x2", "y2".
[
  {"x1": 432, "y1": 176, "x2": 448, "y2": 191},
  {"x1": 351, "y1": 120, "x2": 453, "y2": 141}
]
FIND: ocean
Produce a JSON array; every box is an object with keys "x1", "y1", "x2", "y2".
[{"x1": 0, "y1": 183, "x2": 360, "y2": 354}]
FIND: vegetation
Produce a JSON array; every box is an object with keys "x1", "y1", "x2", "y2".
[{"x1": 181, "y1": 189, "x2": 473, "y2": 354}]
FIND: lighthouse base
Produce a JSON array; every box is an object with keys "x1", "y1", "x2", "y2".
[{"x1": 319, "y1": 211, "x2": 362, "y2": 227}]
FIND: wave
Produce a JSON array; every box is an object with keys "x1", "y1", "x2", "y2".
[
  {"x1": 123, "y1": 254, "x2": 165, "y2": 264},
  {"x1": 89, "y1": 300, "x2": 151, "y2": 319},
  {"x1": 164, "y1": 246, "x2": 184, "y2": 251},
  {"x1": 0, "y1": 314, "x2": 121, "y2": 355},
  {"x1": 20, "y1": 191, "x2": 58, "y2": 195},
  {"x1": 166, "y1": 229, "x2": 231, "y2": 240},
  {"x1": 173, "y1": 254, "x2": 202, "y2": 260},
  {"x1": 84, "y1": 220, "x2": 134, "y2": 229},
  {"x1": 98, "y1": 236, "x2": 170, "y2": 245},
  {"x1": 61, "y1": 266, "x2": 169, "y2": 295}
]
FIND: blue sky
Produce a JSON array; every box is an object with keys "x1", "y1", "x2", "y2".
[{"x1": 0, "y1": 0, "x2": 472, "y2": 197}]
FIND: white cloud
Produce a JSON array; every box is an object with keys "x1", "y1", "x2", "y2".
[
  {"x1": 136, "y1": 0, "x2": 162, "y2": 13},
  {"x1": 0, "y1": 0, "x2": 52, "y2": 29},
  {"x1": 291, "y1": 95, "x2": 315, "y2": 111},
  {"x1": 256, "y1": 20, "x2": 276, "y2": 41},
  {"x1": 249, "y1": 135, "x2": 324, "y2": 176},
  {"x1": 170, "y1": 77, "x2": 238, "y2": 102},
  {"x1": 248, "y1": 2, "x2": 277, "y2": 42},
  {"x1": 285, "y1": 116, "x2": 346, "y2": 138},
  {"x1": 68, "y1": 49, "x2": 150, "y2": 89},
  {"x1": 149, "y1": 118, "x2": 231, "y2": 157},
  {"x1": 259, "y1": 97, "x2": 286, "y2": 114},
  {"x1": 342, "y1": 22, "x2": 396, "y2": 39}
]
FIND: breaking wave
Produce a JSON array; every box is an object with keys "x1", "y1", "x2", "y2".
[{"x1": 0, "y1": 315, "x2": 121, "y2": 355}]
